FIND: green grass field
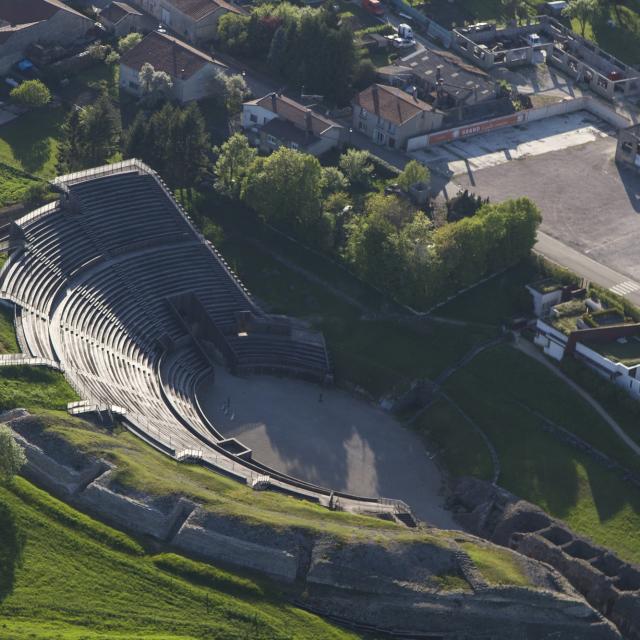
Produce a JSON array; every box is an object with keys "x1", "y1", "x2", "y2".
[
  {"x1": 0, "y1": 366, "x2": 79, "y2": 413},
  {"x1": 461, "y1": 543, "x2": 532, "y2": 587},
  {"x1": 0, "y1": 304, "x2": 18, "y2": 354},
  {"x1": 442, "y1": 345, "x2": 640, "y2": 564},
  {"x1": 0, "y1": 477, "x2": 362, "y2": 640},
  {"x1": 413, "y1": 398, "x2": 494, "y2": 481},
  {"x1": 0, "y1": 107, "x2": 65, "y2": 178}
]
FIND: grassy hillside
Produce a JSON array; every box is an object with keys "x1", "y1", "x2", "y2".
[
  {"x1": 0, "y1": 476, "x2": 361, "y2": 640},
  {"x1": 443, "y1": 345, "x2": 640, "y2": 564},
  {"x1": 0, "y1": 366, "x2": 78, "y2": 413}
]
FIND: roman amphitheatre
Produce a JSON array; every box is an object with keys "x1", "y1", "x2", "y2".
[
  {"x1": 0, "y1": 158, "x2": 452, "y2": 525},
  {"x1": 0, "y1": 159, "x2": 633, "y2": 639}
]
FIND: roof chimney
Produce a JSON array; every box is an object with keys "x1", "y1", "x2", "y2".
[
  {"x1": 436, "y1": 65, "x2": 442, "y2": 83},
  {"x1": 372, "y1": 84, "x2": 380, "y2": 115},
  {"x1": 271, "y1": 92, "x2": 277, "y2": 113}
]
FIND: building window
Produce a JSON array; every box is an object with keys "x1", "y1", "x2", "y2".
[
  {"x1": 290, "y1": 142, "x2": 299, "y2": 150},
  {"x1": 359, "y1": 107, "x2": 367, "y2": 119},
  {"x1": 249, "y1": 114, "x2": 258, "y2": 123},
  {"x1": 388, "y1": 123, "x2": 396, "y2": 134},
  {"x1": 622, "y1": 141, "x2": 633, "y2": 154},
  {"x1": 358, "y1": 120, "x2": 366, "y2": 132},
  {"x1": 267, "y1": 134, "x2": 278, "y2": 146}
]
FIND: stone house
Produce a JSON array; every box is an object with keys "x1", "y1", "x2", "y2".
[
  {"x1": 99, "y1": 1, "x2": 144, "y2": 37},
  {"x1": 241, "y1": 93, "x2": 344, "y2": 156},
  {"x1": 119, "y1": 30, "x2": 227, "y2": 103},
  {"x1": 352, "y1": 84, "x2": 443, "y2": 150},
  {"x1": 129, "y1": 0, "x2": 244, "y2": 44},
  {"x1": 0, "y1": 0, "x2": 94, "y2": 74}
]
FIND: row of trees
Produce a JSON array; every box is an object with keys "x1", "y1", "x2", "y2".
[
  {"x1": 217, "y1": 3, "x2": 359, "y2": 104},
  {"x1": 125, "y1": 103, "x2": 210, "y2": 191},
  {"x1": 212, "y1": 134, "x2": 540, "y2": 307},
  {"x1": 345, "y1": 196, "x2": 541, "y2": 306}
]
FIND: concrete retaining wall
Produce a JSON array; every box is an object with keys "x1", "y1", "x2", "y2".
[{"x1": 407, "y1": 96, "x2": 631, "y2": 151}]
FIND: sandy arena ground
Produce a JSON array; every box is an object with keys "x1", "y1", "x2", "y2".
[{"x1": 197, "y1": 368, "x2": 457, "y2": 528}]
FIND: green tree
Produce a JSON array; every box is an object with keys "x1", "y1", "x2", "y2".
[
  {"x1": 344, "y1": 208, "x2": 404, "y2": 291},
  {"x1": 501, "y1": 0, "x2": 529, "y2": 23},
  {"x1": 320, "y1": 166, "x2": 348, "y2": 196},
  {"x1": 118, "y1": 32, "x2": 142, "y2": 53},
  {"x1": 171, "y1": 103, "x2": 211, "y2": 191},
  {"x1": 216, "y1": 12, "x2": 252, "y2": 55},
  {"x1": 397, "y1": 160, "x2": 430, "y2": 193},
  {"x1": 223, "y1": 74, "x2": 250, "y2": 115},
  {"x1": 365, "y1": 193, "x2": 416, "y2": 229},
  {"x1": 563, "y1": 0, "x2": 600, "y2": 35},
  {"x1": 10, "y1": 80, "x2": 50, "y2": 108},
  {"x1": 57, "y1": 107, "x2": 84, "y2": 173},
  {"x1": 242, "y1": 147, "x2": 323, "y2": 232},
  {"x1": 81, "y1": 91, "x2": 122, "y2": 166},
  {"x1": 0, "y1": 425, "x2": 26, "y2": 484},
  {"x1": 214, "y1": 133, "x2": 257, "y2": 198},
  {"x1": 339, "y1": 149, "x2": 373, "y2": 188}
]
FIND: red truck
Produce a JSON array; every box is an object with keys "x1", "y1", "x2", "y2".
[{"x1": 362, "y1": 0, "x2": 384, "y2": 16}]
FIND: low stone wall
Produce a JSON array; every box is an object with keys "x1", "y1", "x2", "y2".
[
  {"x1": 173, "y1": 508, "x2": 303, "y2": 582},
  {"x1": 452, "y1": 477, "x2": 640, "y2": 639},
  {"x1": 76, "y1": 470, "x2": 197, "y2": 541}
]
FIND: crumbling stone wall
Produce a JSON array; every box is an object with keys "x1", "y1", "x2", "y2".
[{"x1": 452, "y1": 477, "x2": 640, "y2": 639}]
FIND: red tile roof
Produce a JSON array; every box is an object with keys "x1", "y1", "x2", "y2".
[
  {"x1": 168, "y1": 0, "x2": 244, "y2": 21},
  {"x1": 354, "y1": 83, "x2": 432, "y2": 126},
  {"x1": 120, "y1": 30, "x2": 227, "y2": 79},
  {"x1": 246, "y1": 93, "x2": 341, "y2": 137}
]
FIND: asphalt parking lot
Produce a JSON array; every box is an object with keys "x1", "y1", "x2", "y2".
[{"x1": 431, "y1": 118, "x2": 640, "y2": 283}]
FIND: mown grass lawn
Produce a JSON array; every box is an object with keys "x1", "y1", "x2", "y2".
[
  {"x1": 0, "y1": 477, "x2": 361, "y2": 640},
  {"x1": 0, "y1": 304, "x2": 18, "y2": 354},
  {"x1": 413, "y1": 397, "x2": 494, "y2": 481},
  {"x1": 0, "y1": 107, "x2": 65, "y2": 178},
  {"x1": 443, "y1": 344, "x2": 640, "y2": 564},
  {"x1": 435, "y1": 261, "x2": 536, "y2": 326}
]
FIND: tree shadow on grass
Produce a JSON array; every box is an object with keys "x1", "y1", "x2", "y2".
[
  {"x1": 0, "y1": 498, "x2": 26, "y2": 602},
  {"x1": 585, "y1": 459, "x2": 640, "y2": 525}
]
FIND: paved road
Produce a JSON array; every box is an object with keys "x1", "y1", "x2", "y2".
[{"x1": 534, "y1": 231, "x2": 640, "y2": 306}]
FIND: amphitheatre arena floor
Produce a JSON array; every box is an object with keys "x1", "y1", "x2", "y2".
[{"x1": 197, "y1": 369, "x2": 457, "y2": 528}]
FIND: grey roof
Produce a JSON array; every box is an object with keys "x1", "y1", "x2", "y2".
[{"x1": 398, "y1": 47, "x2": 495, "y2": 102}]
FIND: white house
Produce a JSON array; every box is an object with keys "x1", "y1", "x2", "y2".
[
  {"x1": 526, "y1": 280, "x2": 564, "y2": 317},
  {"x1": 242, "y1": 93, "x2": 344, "y2": 156},
  {"x1": 119, "y1": 30, "x2": 228, "y2": 103},
  {"x1": 532, "y1": 295, "x2": 640, "y2": 399}
]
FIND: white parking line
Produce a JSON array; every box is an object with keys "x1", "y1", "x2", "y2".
[{"x1": 610, "y1": 281, "x2": 640, "y2": 296}]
